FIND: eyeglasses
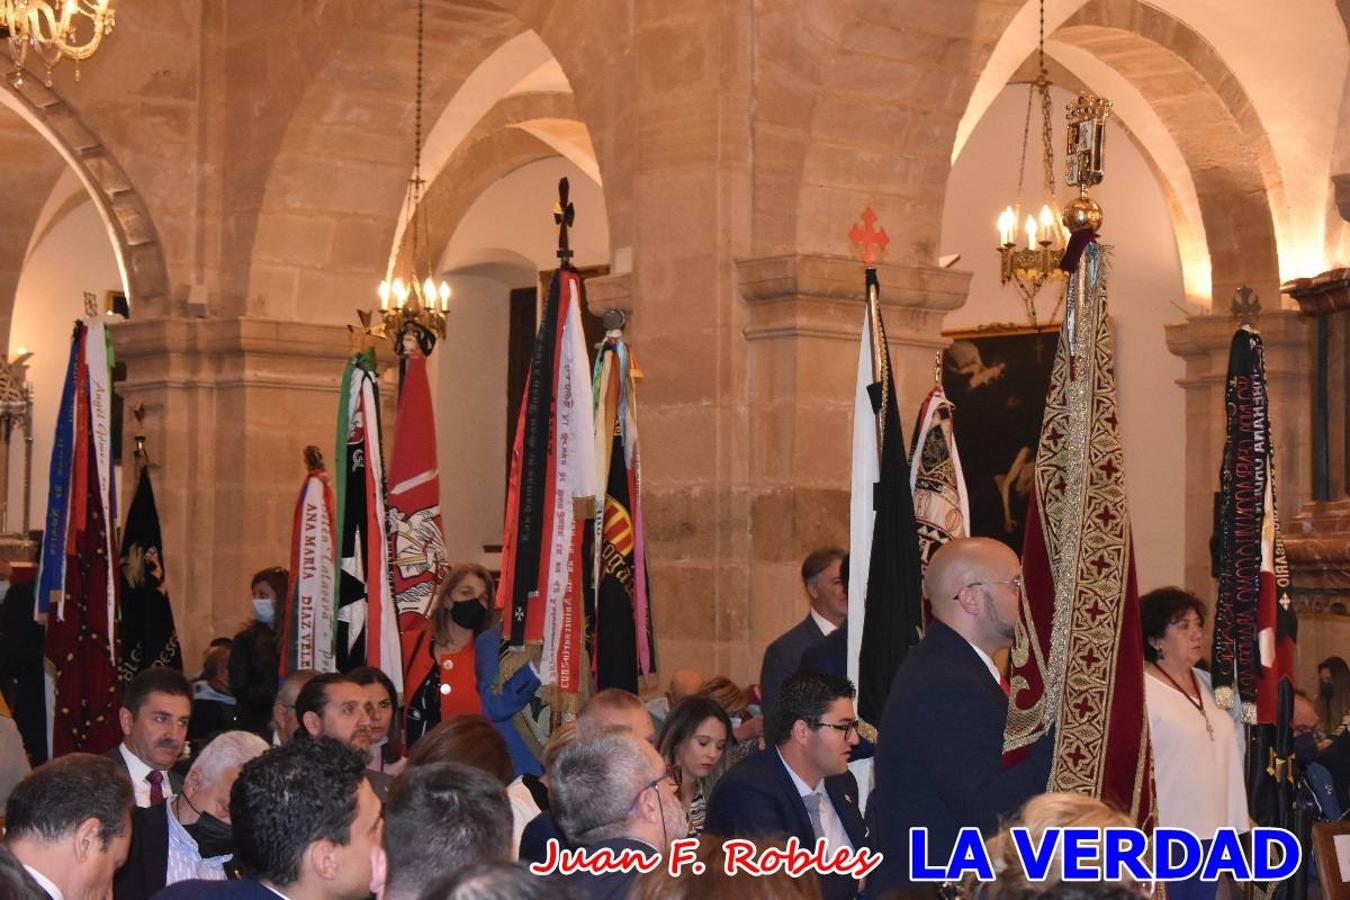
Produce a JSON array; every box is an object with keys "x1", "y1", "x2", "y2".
[
  {"x1": 810, "y1": 719, "x2": 861, "y2": 740},
  {"x1": 628, "y1": 763, "x2": 681, "y2": 811},
  {"x1": 953, "y1": 574, "x2": 1023, "y2": 600}
]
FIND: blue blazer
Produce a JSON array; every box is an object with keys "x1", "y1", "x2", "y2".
[
  {"x1": 475, "y1": 625, "x2": 543, "y2": 778},
  {"x1": 866, "y1": 619, "x2": 1054, "y2": 895},
  {"x1": 705, "y1": 747, "x2": 868, "y2": 900},
  {"x1": 759, "y1": 615, "x2": 826, "y2": 723},
  {"x1": 152, "y1": 878, "x2": 275, "y2": 899}
]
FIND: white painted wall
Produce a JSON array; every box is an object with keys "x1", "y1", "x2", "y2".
[
  {"x1": 8, "y1": 198, "x2": 122, "y2": 529},
  {"x1": 432, "y1": 156, "x2": 609, "y2": 565},
  {"x1": 940, "y1": 83, "x2": 1188, "y2": 591}
]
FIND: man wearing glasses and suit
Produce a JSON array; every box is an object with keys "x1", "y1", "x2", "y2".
[
  {"x1": 705, "y1": 670, "x2": 869, "y2": 900},
  {"x1": 867, "y1": 537, "x2": 1055, "y2": 895}
]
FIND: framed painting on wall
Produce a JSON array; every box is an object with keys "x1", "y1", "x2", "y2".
[{"x1": 941, "y1": 324, "x2": 1060, "y2": 553}]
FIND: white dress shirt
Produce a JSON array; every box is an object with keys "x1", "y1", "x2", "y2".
[
  {"x1": 777, "y1": 749, "x2": 854, "y2": 852},
  {"x1": 119, "y1": 743, "x2": 172, "y2": 808},
  {"x1": 964, "y1": 638, "x2": 1004, "y2": 688},
  {"x1": 809, "y1": 610, "x2": 839, "y2": 638},
  {"x1": 22, "y1": 864, "x2": 63, "y2": 899}
]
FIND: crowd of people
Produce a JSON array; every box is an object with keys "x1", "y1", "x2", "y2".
[{"x1": 0, "y1": 546, "x2": 1348, "y2": 899}]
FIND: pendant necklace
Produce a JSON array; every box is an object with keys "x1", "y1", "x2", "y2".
[{"x1": 1156, "y1": 664, "x2": 1214, "y2": 741}]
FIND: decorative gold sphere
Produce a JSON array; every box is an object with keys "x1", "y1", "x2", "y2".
[{"x1": 1062, "y1": 195, "x2": 1103, "y2": 233}]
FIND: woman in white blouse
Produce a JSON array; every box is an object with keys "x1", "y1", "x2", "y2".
[{"x1": 1141, "y1": 587, "x2": 1249, "y2": 900}]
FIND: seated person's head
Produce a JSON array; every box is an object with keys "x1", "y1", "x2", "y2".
[
  {"x1": 295, "y1": 673, "x2": 373, "y2": 755},
  {"x1": 766, "y1": 671, "x2": 859, "y2": 782},
  {"x1": 119, "y1": 666, "x2": 193, "y2": 770},
  {"x1": 577, "y1": 688, "x2": 654, "y2": 743},
  {"x1": 183, "y1": 730, "x2": 270, "y2": 825},
  {"x1": 201, "y1": 644, "x2": 232, "y2": 693},
  {"x1": 551, "y1": 731, "x2": 686, "y2": 850},
  {"x1": 666, "y1": 670, "x2": 703, "y2": 707},
  {"x1": 381, "y1": 761, "x2": 511, "y2": 900},
  {"x1": 230, "y1": 737, "x2": 384, "y2": 900},
  {"x1": 404, "y1": 714, "x2": 512, "y2": 785},
  {"x1": 695, "y1": 676, "x2": 750, "y2": 723},
  {"x1": 419, "y1": 860, "x2": 578, "y2": 900},
  {"x1": 632, "y1": 836, "x2": 822, "y2": 899},
  {"x1": 5, "y1": 753, "x2": 134, "y2": 900},
  {"x1": 273, "y1": 668, "x2": 319, "y2": 744},
  {"x1": 656, "y1": 697, "x2": 733, "y2": 789}
]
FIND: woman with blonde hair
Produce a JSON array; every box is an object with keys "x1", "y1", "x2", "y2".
[{"x1": 403, "y1": 563, "x2": 543, "y2": 776}]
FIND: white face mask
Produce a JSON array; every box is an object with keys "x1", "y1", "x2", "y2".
[{"x1": 252, "y1": 596, "x2": 275, "y2": 624}]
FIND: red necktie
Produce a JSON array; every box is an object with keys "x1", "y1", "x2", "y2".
[
  {"x1": 147, "y1": 769, "x2": 165, "y2": 805},
  {"x1": 1000, "y1": 673, "x2": 1011, "y2": 698}
]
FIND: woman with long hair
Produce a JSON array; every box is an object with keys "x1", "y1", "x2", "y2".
[
  {"x1": 349, "y1": 666, "x2": 405, "y2": 776},
  {"x1": 657, "y1": 696, "x2": 733, "y2": 835},
  {"x1": 403, "y1": 563, "x2": 543, "y2": 777},
  {"x1": 228, "y1": 567, "x2": 289, "y2": 738}
]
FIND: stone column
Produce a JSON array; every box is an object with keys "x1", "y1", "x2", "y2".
[
  {"x1": 112, "y1": 316, "x2": 357, "y2": 668},
  {"x1": 1163, "y1": 310, "x2": 1315, "y2": 641},
  {"x1": 734, "y1": 253, "x2": 969, "y2": 684}
]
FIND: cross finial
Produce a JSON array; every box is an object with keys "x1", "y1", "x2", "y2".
[
  {"x1": 554, "y1": 177, "x2": 575, "y2": 265},
  {"x1": 849, "y1": 207, "x2": 889, "y2": 267}
]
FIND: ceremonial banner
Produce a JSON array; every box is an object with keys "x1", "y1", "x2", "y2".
[
  {"x1": 909, "y1": 384, "x2": 969, "y2": 569},
  {"x1": 1003, "y1": 241, "x2": 1155, "y2": 828},
  {"x1": 499, "y1": 266, "x2": 595, "y2": 701},
  {"x1": 284, "y1": 447, "x2": 337, "y2": 675},
  {"x1": 117, "y1": 466, "x2": 182, "y2": 681},
  {"x1": 1211, "y1": 327, "x2": 1297, "y2": 725},
  {"x1": 334, "y1": 351, "x2": 401, "y2": 692},
  {"x1": 41, "y1": 318, "x2": 122, "y2": 755},
  {"x1": 845, "y1": 267, "x2": 925, "y2": 728},
  {"x1": 590, "y1": 331, "x2": 655, "y2": 693}
]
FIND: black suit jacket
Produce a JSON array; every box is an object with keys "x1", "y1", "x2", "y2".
[
  {"x1": 519, "y1": 810, "x2": 566, "y2": 864},
  {"x1": 105, "y1": 746, "x2": 185, "y2": 799},
  {"x1": 867, "y1": 619, "x2": 1053, "y2": 895},
  {"x1": 114, "y1": 804, "x2": 171, "y2": 900},
  {"x1": 798, "y1": 621, "x2": 846, "y2": 679},
  {"x1": 152, "y1": 877, "x2": 275, "y2": 899},
  {"x1": 553, "y1": 837, "x2": 652, "y2": 900},
  {"x1": 759, "y1": 615, "x2": 826, "y2": 723},
  {"x1": 705, "y1": 747, "x2": 868, "y2": 900}
]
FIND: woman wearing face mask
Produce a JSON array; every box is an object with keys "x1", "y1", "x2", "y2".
[
  {"x1": 404, "y1": 563, "x2": 543, "y2": 777},
  {"x1": 656, "y1": 696, "x2": 733, "y2": 836},
  {"x1": 1317, "y1": 656, "x2": 1350, "y2": 739},
  {"x1": 350, "y1": 666, "x2": 405, "y2": 776},
  {"x1": 228, "y1": 567, "x2": 289, "y2": 738}
]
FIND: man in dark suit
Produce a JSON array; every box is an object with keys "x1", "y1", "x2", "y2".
[
  {"x1": 154, "y1": 737, "x2": 385, "y2": 900},
  {"x1": 549, "y1": 730, "x2": 687, "y2": 899},
  {"x1": 108, "y1": 668, "x2": 192, "y2": 807},
  {"x1": 868, "y1": 537, "x2": 1055, "y2": 895},
  {"x1": 114, "y1": 730, "x2": 269, "y2": 899},
  {"x1": 759, "y1": 547, "x2": 847, "y2": 723},
  {"x1": 705, "y1": 670, "x2": 869, "y2": 900},
  {"x1": 6, "y1": 753, "x2": 134, "y2": 900}
]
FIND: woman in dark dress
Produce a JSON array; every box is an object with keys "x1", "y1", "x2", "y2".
[{"x1": 228, "y1": 566, "x2": 288, "y2": 737}]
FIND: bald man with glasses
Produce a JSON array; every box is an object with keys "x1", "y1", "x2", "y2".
[{"x1": 867, "y1": 537, "x2": 1055, "y2": 895}]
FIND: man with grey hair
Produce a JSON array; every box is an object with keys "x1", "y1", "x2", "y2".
[
  {"x1": 548, "y1": 731, "x2": 686, "y2": 899},
  {"x1": 270, "y1": 668, "x2": 318, "y2": 746},
  {"x1": 380, "y1": 761, "x2": 511, "y2": 899},
  {"x1": 114, "y1": 729, "x2": 270, "y2": 898}
]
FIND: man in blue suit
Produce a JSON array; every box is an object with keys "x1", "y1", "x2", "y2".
[
  {"x1": 867, "y1": 537, "x2": 1055, "y2": 895},
  {"x1": 153, "y1": 737, "x2": 385, "y2": 900},
  {"x1": 705, "y1": 670, "x2": 869, "y2": 900},
  {"x1": 759, "y1": 547, "x2": 847, "y2": 723}
]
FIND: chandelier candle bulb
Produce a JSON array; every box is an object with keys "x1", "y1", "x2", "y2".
[
  {"x1": 1025, "y1": 215, "x2": 1038, "y2": 250},
  {"x1": 1038, "y1": 205, "x2": 1056, "y2": 246},
  {"x1": 439, "y1": 282, "x2": 451, "y2": 312},
  {"x1": 378, "y1": 280, "x2": 391, "y2": 312}
]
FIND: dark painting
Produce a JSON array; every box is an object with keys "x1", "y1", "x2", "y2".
[{"x1": 942, "y1": 326, "x2": 1059, "y2": 553}]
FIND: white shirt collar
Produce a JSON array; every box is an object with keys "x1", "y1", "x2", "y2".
[
  {"x1": 809, "y1": 609, "x2": 839, "y2": 638},
  {"x1": 22, "y1": 864, "x2": 63, "y2": 900},
  {"x1": 964, "y1": 639, "x2": 1003, "y2": 687},
  {"x1": 776, "y1": 747, "x2": 824, "y2": 795}
]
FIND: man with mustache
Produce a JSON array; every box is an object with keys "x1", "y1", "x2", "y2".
[
  {"x1": 293, "y1": 673, "x2": 391, "y2": 800},
  {"x1": 108, "y1": 668, "x2": 192, "y2": 807}
]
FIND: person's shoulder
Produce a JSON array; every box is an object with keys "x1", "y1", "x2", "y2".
[
  {"x1": 1193, "y1": 667, "x2": 1214, "y2": 690},
  {"x1": 153, "y1": 878, "x2": 271, "y2": 899},
  {"x1": 715, "y1": 746, "x2": 783, "y2": 791}
]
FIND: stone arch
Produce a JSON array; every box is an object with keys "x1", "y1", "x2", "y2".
[
  {"x1": 1052, "y1": 0, "x2": 1284, "y2": 306},
  {"x1": 0, "y1": 76, "x2": 170, "y2": 332}
]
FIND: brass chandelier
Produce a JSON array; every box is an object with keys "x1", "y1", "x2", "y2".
[
  {"x1": 377, "y1": 0, "x2": 449, "y2": 348},
  {"x1": 2, "y1": 0, "x2": 115, "y2": 86},
  {"x1": 995, "y1": 0, "x2": 1066, "y2": 328}
]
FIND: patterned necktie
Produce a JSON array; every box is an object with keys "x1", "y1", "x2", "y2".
[
  {"x1": 146, "y1": 769, "x2": 165, "y2": 805},
  {"x1": 803, "y1": 791, "x2": 825, "y2": 843}
]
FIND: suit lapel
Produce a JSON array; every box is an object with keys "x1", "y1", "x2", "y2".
[
  {"x1": 766, "y1": 751, "x2": 816, "y2": 844},
  {"x1": 824, "y1": 775, "x2": 868, "y2": 848}
]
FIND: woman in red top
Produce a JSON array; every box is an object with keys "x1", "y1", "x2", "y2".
[{"x1": 404, "y1": 563, "x2": 542, "y2": 776}]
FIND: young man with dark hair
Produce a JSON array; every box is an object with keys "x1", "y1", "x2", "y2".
[
  {"x1": 110, "y1": 667, "x2": 192, "y2": 806},
  {"x1": 293, "y1": 673, "x2": 391, "y2": 799},
  {"x1": 705, "y1": 670, "x2": 868, "y2": 900},
  {"x1": 759, "y1": 546, "x2": 847, "y2": 723},
  {"x1": 155, "y1": 737, "x2": 385, "y2": 899},
  {"x1": 381, "y1": 761, "x2": 511, "y2": 900},
  {"x1": 5, "y1": 752, "x2": 134, "y2": 899}
]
